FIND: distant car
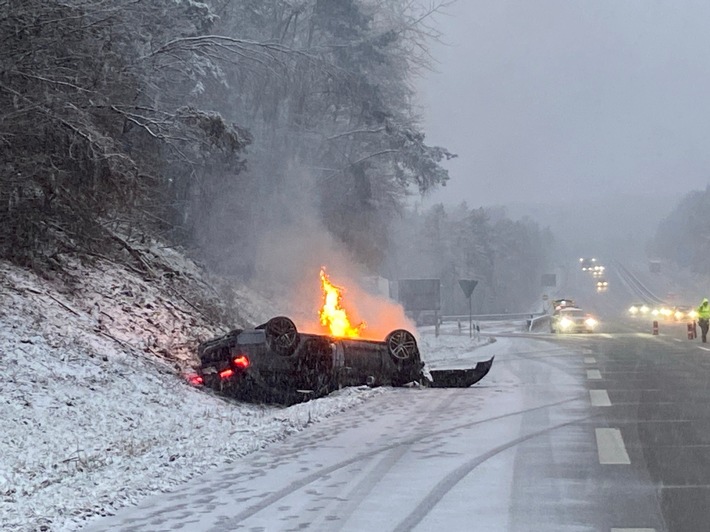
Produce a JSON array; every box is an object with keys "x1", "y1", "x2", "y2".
[
  {"x1": 596, "y1": 279, "x2": 609, "y2": 292},
  {"x1": 628, "y1": 303, "x2": 650, "y2": 317},
  {"x1": 672, "y1": 305, "x2": 698, "y2": 321},
  {"x1": 192, "y1": 316, "x2": 494, "y2": 404},
  {"x1": 551, "y1": 307, "x2": 598, "y2": 333},
  {"x1": 592, "y1": 265, "x2": 606, "y2": 277},
  {"x1": 650, "y1": 305, "x2": 674, "y2": 319},
  {"x1": 579, "y1": 257, "x2": 597, "y2": 271}
]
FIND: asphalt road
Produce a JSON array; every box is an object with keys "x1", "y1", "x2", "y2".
[{"x1": 83, "y1": 263, "x2": 710, "y2": 532}]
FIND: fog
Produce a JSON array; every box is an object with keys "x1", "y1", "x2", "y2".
[{"x1": 416, "y1": 1, "x2": 710, "y2": 255}]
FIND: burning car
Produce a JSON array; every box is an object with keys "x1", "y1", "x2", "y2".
[{"x1": 193, "y1": 316, "x2": 494, "y2": 404}]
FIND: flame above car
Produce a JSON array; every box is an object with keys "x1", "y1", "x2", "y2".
[{"x1": 319, "y1": 268, "x2": 365, "y2": 338}]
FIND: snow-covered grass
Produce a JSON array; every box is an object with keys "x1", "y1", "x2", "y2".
[
  {"x1": 0, "y1": 243, "x2": 505, "y2": 531},
  {"x1": 0, "y1": 250, "x2": 389, "y2": 532}
]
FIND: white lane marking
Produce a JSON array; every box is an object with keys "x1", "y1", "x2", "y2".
[
  {"x1": 587, "y1": 369, "x2": 602, "y2": 380},
  {"x1": 611, "y1": 529, "x2": 656, "y2": 532},
  {"x1": 673, "y1": 338, "x2": 683, "y2": 342},
  {"x1": 599, "y1": 333, "x2": 613, "y2": 338},
  {"x1": 596, "y1": 428, "x2": 631, "y2": 464},
  {"x1": 590, "y1": 390, "x2": 611, "y2": 407},
  {"x1": 699, "y1": 346, "x2": 710, "y2": 352},
  {"x1": 584, "y1": 356, "x2": 596, "y2": 364}
]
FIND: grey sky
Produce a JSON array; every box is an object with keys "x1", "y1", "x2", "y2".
[{"x1": 417, "y1": 0, "x2": 710, "y2": 208}]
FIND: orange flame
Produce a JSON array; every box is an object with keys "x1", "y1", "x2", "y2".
[{"x1": 319, "y1": 268, "x2": 365, "y2": 337}]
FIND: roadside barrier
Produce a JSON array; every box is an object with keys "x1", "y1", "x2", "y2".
[{"x1": 527, "y1": 314, "x2": 550, "y2": 332}]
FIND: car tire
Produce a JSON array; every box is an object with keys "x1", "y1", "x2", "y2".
[
  {"x1": 265, "y1": 316, "x2": 299, "y2": 356},
  {"x1": 386, "y1": 329, "x2": 418, "y2": 362}
]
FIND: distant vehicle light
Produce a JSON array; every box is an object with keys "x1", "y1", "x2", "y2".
[
  {"x1": 640, "y1": 305, "x2": 650, "y2": 314},
  {"x1": 585, "y1": 318, "x2": 598, "y2": 328},
  {"x1": 629, "y1": 306, "x2": 639, "y2": 314},
  {"x1": 560, "y1": 318, "x2": 573, "y2": 330},
  {"x1": 689, "y1": 310, "x2": 699, "y2": 319}
]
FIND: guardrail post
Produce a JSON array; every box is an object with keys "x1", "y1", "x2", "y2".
[{"x1": 652, "y1": 320, "x2": 659, "y2": 335}]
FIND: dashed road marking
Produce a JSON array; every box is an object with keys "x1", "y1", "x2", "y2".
[
  {"x1": 584, "y1": 356, "x2": 596, "y2": 364},
  {"x1": 587, "y1": 369, "x2": 602, "y2": 380},
  {"x1": 596, "y1": 428, "x2": 631, "y2": 464},
  {"x1": 673, "y1": 338, "x2": 683, "y2": 342},
  {"x1": 590, "y1": 390, "x2": 611, "y2": 406},
  {"x1": 699, "y1": 346, "x2": 710, "y2": 352},
  {"x1": 611, "y1": 528, "x2": 656, "y2": 532},
  {"x1": 599, "y1": 333, "x2": 613, "y2": 338}
]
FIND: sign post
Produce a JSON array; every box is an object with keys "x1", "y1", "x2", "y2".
[{"x1": 458, "y1": 279, "x2": 478, "y2": 338}]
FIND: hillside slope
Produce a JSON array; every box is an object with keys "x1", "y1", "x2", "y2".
[{"x1": 0, "y1": 243, "x2": 382, "y2": 531}]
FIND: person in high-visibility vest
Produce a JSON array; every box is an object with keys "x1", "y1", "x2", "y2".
[{"x1": 697, "y1": 298, "x2": 710, "y2": 343}]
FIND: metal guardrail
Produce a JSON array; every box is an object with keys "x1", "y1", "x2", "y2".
[
  {"x1": 527, "y1": 314, "x2": 551, "y2": 332},
  {"x1": 612, "y1": 260, "x2": 667, "y2": 305},
  {"x1": 442, "y1": 312, "x2": 547, "y2": 322}
]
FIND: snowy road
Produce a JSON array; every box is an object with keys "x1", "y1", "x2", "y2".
[{"x1": 82, "y1": 331, "x2": 664, "y2": 532}]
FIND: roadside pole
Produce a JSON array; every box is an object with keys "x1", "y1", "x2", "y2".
[{"x1": 458, "y1": 279, "x2": 478, "y2": 339}]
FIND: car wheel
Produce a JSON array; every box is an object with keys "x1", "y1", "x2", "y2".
[
  {"x1": 265, "y1": 316, "x2": 299, "y2": 356},
  {"x1": 386, "y1": 329, "x2": 418, "y2": 361}
]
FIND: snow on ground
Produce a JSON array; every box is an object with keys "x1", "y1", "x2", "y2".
[{"x1": 0, "y1": 249, "x2": 512, "y2": 532}]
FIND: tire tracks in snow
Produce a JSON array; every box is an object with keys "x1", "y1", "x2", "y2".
[{"x1": 221, "y1": 393, "x2": 590, "y2": 527}]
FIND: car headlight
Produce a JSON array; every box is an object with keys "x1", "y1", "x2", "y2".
[
  {"x1": 689, "y1": 310, "x2": 699, "y2": 319},
  {"x1": 675, "y1": 311, "x2": 684, "y2": 320},
  {"x1": 559, "y1": 318, "x2": 573, "y2": 330},
  {"x1": 640, "y1": 305, "x2": 650, "y2": 314},
  {"x1": 629, "y1": 306, "x2": 639, "y2": 314},
  {"x1": 585, "y1": 318, "x2": 598, "y2": 328}
]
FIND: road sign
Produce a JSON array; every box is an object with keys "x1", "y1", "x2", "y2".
[
  {"x1": 398, "y1": 279, "x2": 441, "y2": 311},
  {"x1": 458, "y1": 279, "x2": 478, "y2": 338},
  {"x1": 458, "y1": 279, "x2": 478, "y2": 298}
]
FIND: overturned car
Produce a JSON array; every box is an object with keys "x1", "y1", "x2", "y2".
[{"x1": 193, "y1": 316, "x2": 494, "y2": 404}]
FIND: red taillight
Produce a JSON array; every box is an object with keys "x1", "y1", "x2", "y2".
[
  {"x1": 187, "y1": 374, "x2": 203, "y2": 386},
  {"x1": 219, "y1": 368, "x2": 234, "y2": 379},
  {"x1": 233, "y1": 355, "x2": 250, "y2": 369}
]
